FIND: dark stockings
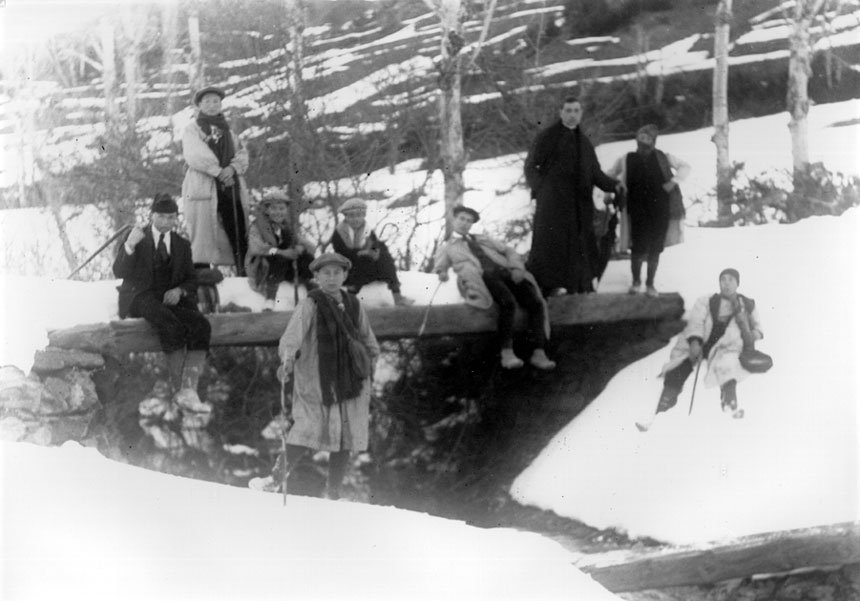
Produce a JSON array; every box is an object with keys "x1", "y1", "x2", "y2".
[{"x1": 631, "y1": 251, "x2": 660, "y2": 286}]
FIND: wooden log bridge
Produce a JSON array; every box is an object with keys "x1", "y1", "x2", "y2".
[
  {"x1": 48, "y1": 293, "x2": 684, "y2": 355},
  {"x1": 580, "y1": 521, "x2": 860, "y2": 593}
]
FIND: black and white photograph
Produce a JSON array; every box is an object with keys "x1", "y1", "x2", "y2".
[{"x1": 1, "y1": 0, "x2": 859, "y2": 599}]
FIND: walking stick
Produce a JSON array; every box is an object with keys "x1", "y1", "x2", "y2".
[
  {"x1": 67, "y1": 223, "x2": 133, "y2": 279},
  {"x1": 417, "y1": 280, "x2": 443, "y2": 338},
  {"x1": 229, "y1": 183, "x2": 243, "y2": 277},
  {"x1": 278, "y1": 357, "x2": 292, "y2": 506},
  {"x1": 688, "y1": 359, "x2": 702, "y2": 416}
]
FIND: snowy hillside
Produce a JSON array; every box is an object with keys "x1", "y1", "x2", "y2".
[
  {"x1": 2, "y1": 0, "x2": 859, "y2": 188},
  {"x1": 1, "y1": 440, "x2": 621, "y2": 601},
  {"x1": 512, "y1": 208, "x2": 860, "y2": 545}
]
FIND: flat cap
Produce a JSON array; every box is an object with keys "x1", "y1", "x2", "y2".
[
  {"x1": 452, "y1": 205, "x2": 480, "y2": 222},
  {"x1": 637, "y1": 123, "x2": 659, "y2": 140},
  {"x1": 151, "y1": 193, "x2": 179, "y2": 214},
  {"x1": 261, "y1": 190, "x2": 292, "y2": 206},
  {"x1": 194, "y1": 86, "x2": 226, "y2": 106},
  {"x1": 338, "y1": 198, "x2": 368, "y2": 213},
  {"x1": 309, "y1": 252, "x2": 352, "y2": 272}
]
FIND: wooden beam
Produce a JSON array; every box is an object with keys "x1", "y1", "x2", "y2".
[
  {"x1": 47, "y1": 293, "x2": 684, "y2": 355},
  {"x1": 580, "y1": 521, "x2": 860, "y2": 593}
]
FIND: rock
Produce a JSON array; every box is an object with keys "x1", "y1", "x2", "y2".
[
  {"x1": 0, "y1": 416, "x2": 29, "y2": 441},
  {"x1": 46, "y1": 414, "x2": 95, "y2": 444},
  {"x1": 41, "y1": 377, "x2": 72, "y2": 412},
  {"x1": 138, "y1": 421, "x2": 184, "y2": 451},
  {"x1": 0, "y1": 366, "x2": 44, "y2": 411},
  {"x1": 32, "y1": 348, "x2": 105, "y2": 374},
  {"x1": 41, "y1": 370, "x2": 100, "y2": 413}
]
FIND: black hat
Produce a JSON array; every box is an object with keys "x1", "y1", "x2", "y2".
[
  {"x1": 452, "y1": 205, "x2": 480, "y2": 222},
  {"x1": 309, "y1": 252, "x2": 352, "y2": 272},
  {"x1": 194, "y1": 86, "x2": 226, "y2": 106},
  {"x1": 719, "y1": 268, "x2": 740, "y2": 285},
  {"x1": 151, "y1": 193, "x2": 179, "y2": 214}
]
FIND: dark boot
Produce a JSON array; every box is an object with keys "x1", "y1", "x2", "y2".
[
  {"x1": 325, "y1": 451, "x2": 350, "y2": 500},
  {"x1": 656, "y1": 386, "x2": 680, "y2": 413},
  {"x1": 721, "y1": 380, "x2": 743, "y2": 418}
]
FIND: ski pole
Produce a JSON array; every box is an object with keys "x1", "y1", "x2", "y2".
[
  {"x1": 67, "y1": 223, "x2": 133, "y2": 279},
  {"x1": 688, "y1": 359, "x2": 702, "y2": 416},
  {"x1": 417, "y1": 280, "x2": 443, "y2": 338}
]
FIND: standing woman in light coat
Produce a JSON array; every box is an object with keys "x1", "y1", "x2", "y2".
[{"x1": 181, "y1": 86, "x2": 251, "y2": 274}]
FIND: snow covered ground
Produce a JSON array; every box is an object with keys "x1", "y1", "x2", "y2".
[
  {"x1": 512, "y1": 208, "x2": 860, "y2": 545},
  {"x1": 1, "y1": 440, "x2": 620, "y2": 601},
  {"x1": 1, "y1": 100, "x2": 859, "y2": 559}
]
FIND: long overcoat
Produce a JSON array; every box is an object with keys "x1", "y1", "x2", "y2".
[
  {"x1": 661, "y1": 294, "x2": 763, "y2": 389},
  {"x1": 278, "y1": 295, "x2": 380, "y2": 452},
  {"x1": 180, "y1": 120, "x2": 251, "y2": 266},
  {"x1": 524, "y1": 121, "x2": 618, "y2": 293}
]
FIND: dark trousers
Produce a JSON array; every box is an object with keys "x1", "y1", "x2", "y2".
[
  {"x1": 130, "y1": 293, "x2": 211, "y2": 353},
  {"x1": 216, "y1": 182, "x2": 247, "y2": 275},
  {"x1": 264, "y1": 253, "x2": 314, "y2": 299},
  {"x1": 345, "y1": 243, "x2": 401, "y2": 294},
  {"x1": 659, "y1": 358, "x2": 736, "y2": 413},
  {"x1": 482, "y1": 272, "x2": 547, "y2": 349},
  {"x1": 273, "y1": 443, "x2": 350, "y2": 498},
  {"x1": 631, "y1": 251, "x2": 661, "y2": 286}
]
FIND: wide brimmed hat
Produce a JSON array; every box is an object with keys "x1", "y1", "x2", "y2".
[
  {"x1": 452, "y1": 205, "x2": 480, "y2": 222},
  {"x1": 339, "y1": 198, "x2": 368, "y2": 213},
  {"x1": 310, "y1": 252, "x2": 352, "y2": 272},
  {"x1": 151, "y1": 193, "x2": 179, "y2": 214},
  {"x1": 194, "y1": 86, "x2": 226, "y2": 105}
]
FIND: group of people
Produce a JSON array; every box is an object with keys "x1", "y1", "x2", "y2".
[{"x1": 113, "y1": 88, "x2": 763, "y2": 499}]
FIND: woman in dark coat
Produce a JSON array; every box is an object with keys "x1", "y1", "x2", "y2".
[{"x1": 524, "y1": 97, "x2": 620, "y2": 295}]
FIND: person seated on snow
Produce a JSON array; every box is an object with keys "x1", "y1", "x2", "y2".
[
  {"x1": 636, "y1": 268, "x2": 763, "y2": 431},
  {"x1": 245, "y1": 191, "x2": 316, "y2": 311},
  {"x1": 250, "y1": 252, "x2": 380, "y2": 499},
  {"x1": 113, "y1": 193, "x2": 212, "y2": 413},
  {"x1": 329, "y1": 198, "x2": 414, "y2": 306},
  {"x1": 434, "y1": 206, "x2": 555, "y2": 371}
]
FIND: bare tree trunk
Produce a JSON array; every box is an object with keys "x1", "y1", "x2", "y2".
[
  {"x1": 161, "y1": 0, "x2": 180, "y2": 115},
  {"x1": 99, "y1": 16, "x2": 118, "y2": 128},
  {"x1": 285, "y1": 0, "x2": 309, "y2": 203},
  {"x1": 427, "y1": 0, "x2": 466, "y2": 237},
  {"x1": 712, "y1": 0, "x2": 733, "y2": 222},
  {"x1": 188, "y1": 9, "x2": 204, "y2": 91},
  {"x1": 788, "y1": 0, "x2": 825, "y2": 182}
]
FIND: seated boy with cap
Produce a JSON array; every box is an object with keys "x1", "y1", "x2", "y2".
[
  {"x1": 330, "y1": 198, "x2": 414, "y2": 306},
  {"x1": 435, "y1": 206, "x2": 555, "y2": 370},
  {"x1": 245, "y1": 191, "x2": 316, "y2": 310}
]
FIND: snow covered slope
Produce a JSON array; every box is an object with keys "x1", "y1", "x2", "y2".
[
  {"x1": 511, "y1": 209, "x2": 860, "y2": 545},
  {"x1": 1, "y1": 440, "x2": 620, "y2": 601}
]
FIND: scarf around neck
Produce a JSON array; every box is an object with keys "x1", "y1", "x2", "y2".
[
  {"x1": 309, "y1": 288, "x2": 365, "y2": 406},
  {"x1": 196, "y1": 112, "x2": 235, "y2": 168}
]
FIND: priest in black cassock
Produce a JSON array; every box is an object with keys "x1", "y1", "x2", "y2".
[{"x1": 524, "y1": 96, "x2": 621, "y2": 296}]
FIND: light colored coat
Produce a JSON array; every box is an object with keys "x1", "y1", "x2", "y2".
[
  {"x1": 278, "y1": 296, "x2": 380, "y2": 452},
  {"x1": 180, "y1": 120, "x2": 251, "y2": 265},
  {"x1": 661, "y1": 294, "x2": 763, "y2": 389},
  {"x1": 434, "y1": 234, "x2": 550, "y2": 338}
]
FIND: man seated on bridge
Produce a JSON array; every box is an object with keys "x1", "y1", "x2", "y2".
[
  {"x1": 113, "y1": 193, "x2": 212, "y2": 413},
  {"x1": 434, "y1": 205, "x2": 555, "y2": 371},
  {"x1": 245, "y1": 191, "x2": 316, "y2": 311},
  {"x1": 330, "y1": 198, "x2": 414, "y2": 306}
]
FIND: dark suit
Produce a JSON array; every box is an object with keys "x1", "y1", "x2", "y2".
[{"x1": 113, "y1": 228, "x2": 210, "y2": 353}]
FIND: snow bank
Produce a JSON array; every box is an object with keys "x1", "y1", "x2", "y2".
[
  {"x1": 511, "y1": 209, "x2": 860, "y2": 545},
  {"x1": 0, "y1": 440, "x2": 620, "y2": 601}
]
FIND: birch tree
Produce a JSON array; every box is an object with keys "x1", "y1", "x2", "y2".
[
  {"x1": 98, "y1": 16, "x2": 118, "y2": 129},
  {"x1": 712, "y1": 0, "x2": 733, "y2": 222},
  {"x1": 188, "y1": 9, "x2": 204, "y2": 92},
  {"x1": 161, "y1": 0, "x2": 180, "y2": 116},
  {"x1": 787, "y1": 0, "x2": 827, "y2": 182},
  {"x1": 424, "y1": 0, "x2": 497, "y2": 235},
  {"x1": 285, "y1": 0, "x2": 309, "y2": 204}
]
